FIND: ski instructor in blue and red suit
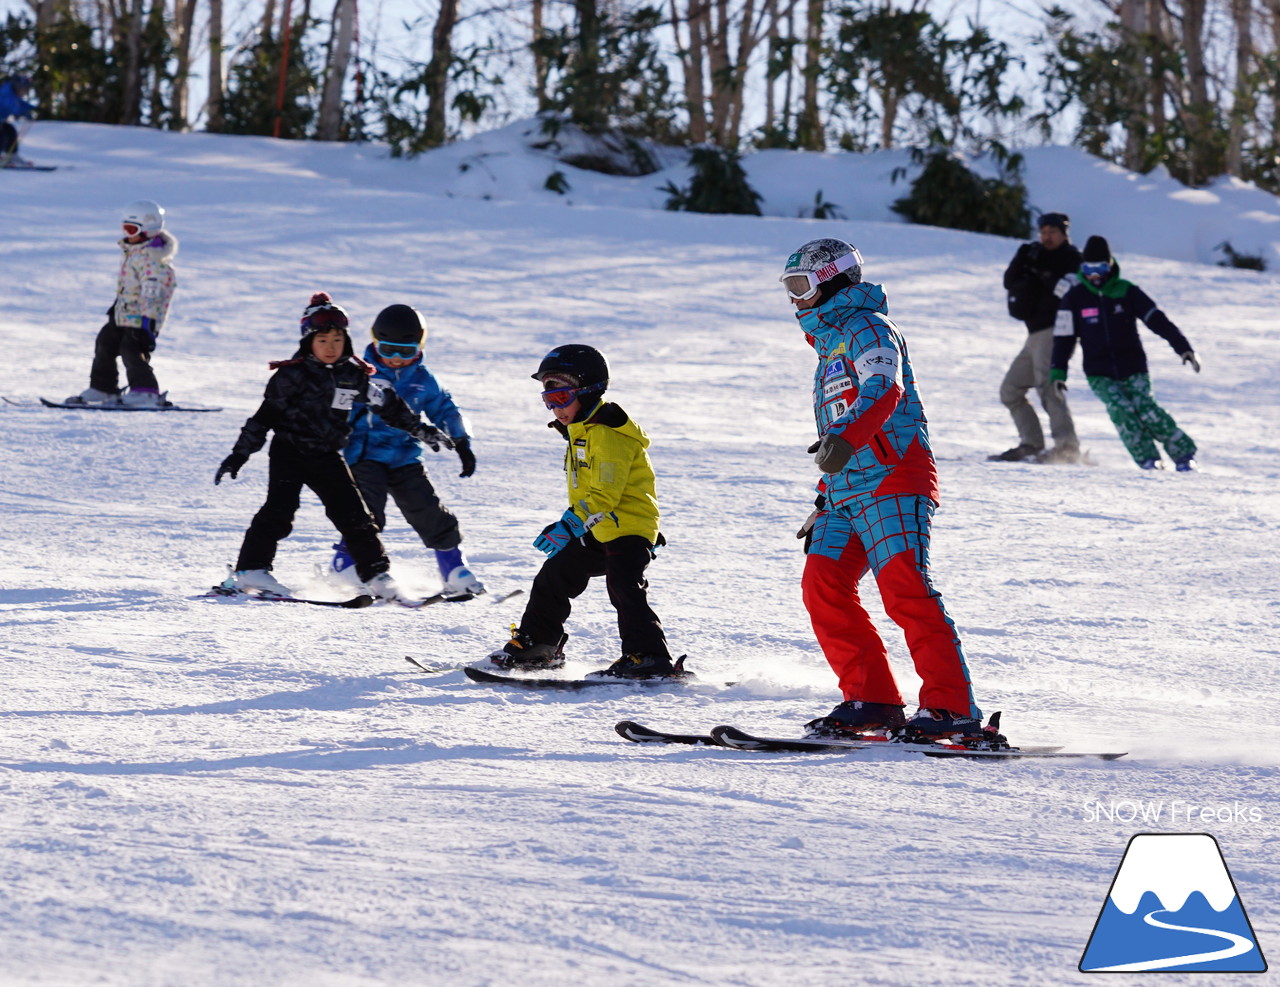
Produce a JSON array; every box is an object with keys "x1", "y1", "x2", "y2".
[{"x1": 782, "y1": 238, "x2": 985, "y2": 740}]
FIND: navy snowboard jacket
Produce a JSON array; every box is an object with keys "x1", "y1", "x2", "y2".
[{"x1": 1051, "y1": 268, "x2": 1192, "y2": 381}]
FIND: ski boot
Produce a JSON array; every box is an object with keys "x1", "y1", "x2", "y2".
[
  {"x1": 1138, "y1": 458, "x2": 1164, "y2": 470},
  {"x1": 591, "y1": 653, "x2": 687, "y2": 680},
  {"x1": 331, "y1": 539, "x2": 356, "y2": 575},
  {"x1": 364, "y1": 571, "x2": 404, "y2": 602},
  {"x1": 902, "y1": 707, "x2": 984, "y2": 742},
  {"x1": 488, "y1": 625, "x2": 565, "y2": 670},
  {"x1": 804, "y1": 700, "x2": 905, "y2": 738},
  {"x1": 121, "y1": 387, "x2": 162, "y2": 408},
  {"x1": 1174, "y1": 455, "x2": 1198, "y2": 472},
  {"x1": 234, "y1": 568, "x2": 292, "y2": 597},
  {"x1": 987, "y1": 443, "x2": 1043, "y2": 462},
  {"x1": 435, "y1": 546, "x2": 485, "y2": 599},
  {"x1": 66, "y1": 386, "x2": 119, "y2": 406}
]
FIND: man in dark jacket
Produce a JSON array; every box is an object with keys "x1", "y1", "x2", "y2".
[
  {"x1": 1051, "y1": 235, "x2": 1201, "y2": 471},
  {"x1": 992, "y1": 212, "x2": 1082, "y2": 463}
]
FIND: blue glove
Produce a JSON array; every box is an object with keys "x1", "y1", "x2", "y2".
[
  {"x1": 533, "y1": 509, "x2": 589, "y2": 557},
  {"x1": 134, "y1": 317, "x2": 159, "y2": 353}
]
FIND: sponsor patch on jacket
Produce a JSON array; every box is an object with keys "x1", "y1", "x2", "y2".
[
  {"x1": 824, "y1": 359, "x2": 846, "y2": 378},
  {"x1": 854, "y1": 347, "x2": 901, "y2": 385},
  {"x1": 1082, "y1": 307, "x2": 1099, "y2": 318},
  {"x1": 823, "y1": 377, "x2": 852, "y2": 398}
]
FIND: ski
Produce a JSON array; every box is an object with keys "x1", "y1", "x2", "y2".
[
  {"x1": 707, "y1": 725, "x2": 1125, "y2": 760},
  {"x1": 614, "y1": 720, "x2": 718, "y2": 746},
  {"x1": 391, "y1": 588, "x2": 522, "y2": 609},
  {"x1": 1, "y1": 163, "x2": 57, "y2": 171},
  {"x1": 463, "y1": 665, "x2": 697, "y2": 691},
  {"x1": 201, "y1": 586, "x2": 374, "y2": 608},
  {"x1": 37, "y1": 397, "x2": 223, "y2": 413}
]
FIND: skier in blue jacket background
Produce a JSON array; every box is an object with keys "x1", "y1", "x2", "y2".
[
  {"x1": 0, "y1": 75, "x2": 36, "y2": 166},
  {"x1": 334, "y1": 303, "x2": 485, "y2": 598}
]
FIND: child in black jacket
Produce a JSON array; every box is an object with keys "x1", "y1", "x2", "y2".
[{"x1": 215, "y1": 292, "x2": 445, "y2": 598}]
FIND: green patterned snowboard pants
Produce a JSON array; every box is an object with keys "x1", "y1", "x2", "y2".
[{"x1": 1087, "y1": 373, "x2": 1196, "y2": 466}]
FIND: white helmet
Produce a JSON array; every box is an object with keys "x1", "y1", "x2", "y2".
[
  {"x1": 779, "y1": 237, "x2": 863, "y2": 302},
  {"x1": 121, "y1": 199, "x2": 165, "y2": 236}
]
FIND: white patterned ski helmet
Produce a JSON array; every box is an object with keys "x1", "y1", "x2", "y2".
[
  {"x1": 121, "y1": 199, "x2": 165, "y2": 236},
  {"x1": 779, "y1": 238, "x2": 863, "y2": 302}
]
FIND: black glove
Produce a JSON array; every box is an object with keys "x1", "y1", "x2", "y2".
[
  {"x1": 813, "y1": 433, "x2": 854, "y2": 473},
  {"x1": 215, "y1": 452, "x2": 248, "y2": 485},
  {"x1": 454, "y1": 437, "x2": 476, "y2": 477},
  {"x1": 410, "y1": 422, "x2": 449, "y2": 452},
  {"x1": 1182, "y1": 351, "x2": 1201, "y2": 373},
  {"x1": 132, "y1": 317, "x2": 159, "y2": 353}
]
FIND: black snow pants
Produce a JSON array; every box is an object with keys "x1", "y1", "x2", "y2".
[
  {"x1": 90, "y1": 315, "x2": 159, "y2": 394},
  {"x1": 520, "y1": 532, "x2": 668, "y2": 659},
  {"x1": 351, "y1": 459, "x2": 461, "y2": 551},
  {"x1": 236, "y1": 439, "x2": 389, "y2": 582}
]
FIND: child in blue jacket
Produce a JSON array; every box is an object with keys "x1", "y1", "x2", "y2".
[
  {"x1": 334, "y1": 304, "x2": 484, "y2": 598},
  {"x1": 1051, "y1": 236, "x2": 1201, "y2": 471},
  {"x1": 0, "y1": 75, "x2": 36, "y2": 166}
]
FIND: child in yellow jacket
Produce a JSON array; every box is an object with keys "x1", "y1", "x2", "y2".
[{"x1": 488, "y1": 344, "x2": 679, "y2": 678}]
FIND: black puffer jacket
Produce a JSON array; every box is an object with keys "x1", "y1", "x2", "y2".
[
  {"x1": 232, "y1": 352, "x2": 423, "y2": 458},
  {"x1": 1004, "y1": 240, "x2": 1083, "y2": 332}
]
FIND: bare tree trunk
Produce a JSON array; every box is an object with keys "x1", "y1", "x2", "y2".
[
  {"x1": 880, "y1": 87, "x2": 897, "y2": 148},
  {"x1": 762, "y1": 0, "x2": 779, "y2": 131},
  {"x1": 1226, "y1": 0, "x2": 1254, "y2": 175},
  {"x1": 726, "y1": 0, "x2": 758, "y2": 144},
  {"x1": 532, "y1": 0, "x2": 549, "y2": 111},
  {"x1": 317, "y1": 0, "x2": 356, "y2": 140},
  {"x1": 423, "y1": 0, "x2": 460, "y2": 146},
  {"x1": 796, "y1": 0, "x2": 822, "y2": 149},
  {"x1": 707, "y1": 0, "x2": 731, "y2": 142},
  {"x1": 1180, "y1": 0, "x2": 1214, "y2": 181},
  {"x1": 172, "y1": 0, "x2": 199, "y2": 129},
  {"x1": 781, "y1": 2, "x2": 794, "y2": 136},
  {"x1": 686, "y1": 0, "x2": 710, "y2": 141},
  {"x1": 261, "y1": 0, "x2": 277, "y2": 39},
  {"x1": 206, "y1": 0, "x2": 224, "y2": 130},
  {"x1": 1118, "y1": 0, "x2": 1147, "y2": 171},
  {"x1": 123, "y1": 0, "x2": 144, "y2": 124}
]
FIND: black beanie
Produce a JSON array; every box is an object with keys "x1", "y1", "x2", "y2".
[
  {"x1": 1082, "y1": 236, "x2": 1112, "y2": 263},
  {"x1": 1039, "y1": 212, "x2": 1069, "y2": 233}
]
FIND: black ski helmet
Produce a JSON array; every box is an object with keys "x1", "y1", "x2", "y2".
[
  {"x1": 371, "y1": 304, "x2": 427, "y2": 345},
  {"x1": 532, "y1": 344, "x2": 609, "y2": 394}
]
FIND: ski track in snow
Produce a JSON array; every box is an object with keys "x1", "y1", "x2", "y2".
[{"x1": 0, "y1": 122, "x2": 1277, "y2": 986}]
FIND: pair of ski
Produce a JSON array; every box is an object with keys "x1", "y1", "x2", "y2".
[
  {"x1": 404, "y1": 657, "x2": 698, "y2": 689},
  {"x1": 205, "y1": 586, "x2": 522, "y2": 609},
  {"x1": 616, "y1": 716, "x2": 1126, "y2": 761},
  {"x1": 24, "y1": 396, "x2": 222, "y2": 413}
]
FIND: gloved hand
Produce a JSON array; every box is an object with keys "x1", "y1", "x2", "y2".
[
  {"x1": 1050, "y1": 368, "x2": 1068, "y2": 397},
  {"x1": 454, "y1": 437, "x2": 476, "y2": 477},
  {"x1": 410, "y1": 422, "x2": 452, "y2": 452},
  {"x1": 1182, "y1": 351, "x2": 1201, "y2": 373},
  {"x1": 215, "y1": 452, "x2": 248, "y2": 485},
  {"x1": 813, "y1": 432, "x2": 854, "y2": 473},
  {"x1": 132, "y1": 317, "x2": 158, "y2": 353},
  {"x1": 533, "y1": 508, "x2": 589, "y2": 557}
]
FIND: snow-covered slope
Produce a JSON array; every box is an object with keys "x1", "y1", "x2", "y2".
[{"x1": 1, "y1": 122, "x2": 1277, "y2": 986}]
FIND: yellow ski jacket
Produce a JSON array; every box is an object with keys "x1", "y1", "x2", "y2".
[{"x1": 559, "y1": 401, "x2": 660, "y2": 545}]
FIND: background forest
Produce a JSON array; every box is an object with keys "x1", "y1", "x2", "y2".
[{"x1": 3, "y1": 0, "x2": 1280, "y2": 194}]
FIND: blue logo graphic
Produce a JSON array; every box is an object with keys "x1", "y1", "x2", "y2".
[{"x1": 1080, "y1": 834, "x2": 1267, "y2": 973}]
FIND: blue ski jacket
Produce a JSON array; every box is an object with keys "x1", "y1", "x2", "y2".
[
  {"x1": 343, "y1": 344, "x2": 469, "y2": 468},
  {"x1": 0, "y1": 81, "x2": 35, "y2": 120},
  {"x1": 797, "y1": 281, "x2": 938, "y2": 508}
]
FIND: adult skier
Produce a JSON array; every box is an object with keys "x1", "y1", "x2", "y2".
[
  {"x1": 993, "y1": 212, "x2": 1082, "y2": 463},
  {"x1": 782, "y1": 238, "x2": 984, "y2": 739},
  {"x1": 333, "y1": 303, "x2": 485, "y2": 598},
  {"x1": 66, "y1": 200, "x2": 178, "y2": 408},
  {"x1": 1051, "y1": 235, "x2": 1201, "y2": 470}
]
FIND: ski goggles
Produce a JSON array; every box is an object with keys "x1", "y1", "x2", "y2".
[
  {"x1": 541, "y1": 386, "x2": 580, "y2": 409},
  {"x1": 778, "y1": 248, "x2": 863, "y2": 301},
  {"x1": 121, "y1": 223, "x2": 142, "y2": 237},
  {"x1": 1080, "y1": 261, "x2": 1111, "y2": 280},
  {"x1": 375, "y1": 340, "x2": 420, "y2": 360},
  {"x1": 303, "y1": 307, "x2": 349, "y2": 331}
]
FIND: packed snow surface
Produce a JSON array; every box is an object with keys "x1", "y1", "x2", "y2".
[{"x1": 1, "y1": 123, "x2": 1277, "y2": 986}]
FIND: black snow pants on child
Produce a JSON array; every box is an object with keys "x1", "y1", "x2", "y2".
[
  {"x1": 520, "y1": 532, "x2": 669, "y2": 659},
  {"x1": 350, "y1": 460, "x2": 462, "y2": 551},
  {"x1": 236, "y1": 440, "x2": 390, "y2": 582},
  {"x1": 91, "y1": 315, "x2": 159, "y2": 394}
]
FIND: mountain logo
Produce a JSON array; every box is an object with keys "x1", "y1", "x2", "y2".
[{"x1": 1080, "y1": 833, "x2": 1267, "y2": 973}]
